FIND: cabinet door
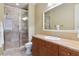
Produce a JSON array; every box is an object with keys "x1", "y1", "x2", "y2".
[
  {"x1": 32, "y1": 46, "x2": 38, "y2": 56},
  {"x1": 46, "y1": 42, "x2": 58, "y2": 56},
  {"x1": 39, "y1": 39, "x2": 47, "y2": 56},
  {"x1": 59, "y1": 46, "x2": 71, "y2": 56},
  {"x1": 39, "y1": 47, "x2": 47, "y2": 56},
  {"x1": 32, "y1": 37, "x2": 40, "y2": 56}
]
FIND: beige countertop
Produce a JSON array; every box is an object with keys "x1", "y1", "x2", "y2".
[{"x1": 33, "y1": 34, "x2": 79, "y2": 52}]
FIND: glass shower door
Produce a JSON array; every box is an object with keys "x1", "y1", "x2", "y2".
[{"x1": 4, "y1": 5, "x2": 20, "y2": 50}]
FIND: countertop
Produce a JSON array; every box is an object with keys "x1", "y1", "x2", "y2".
[{"x1": 33, "y1": 34, "x2": 79, "y2": 52}]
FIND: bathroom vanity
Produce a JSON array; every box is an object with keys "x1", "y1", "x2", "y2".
[
  {"x1": 32, "y1": 3, "x2": 79, "y2": 56},
  {"x1": 32, "y1": 34, "x2": 79, "y2": 56}
]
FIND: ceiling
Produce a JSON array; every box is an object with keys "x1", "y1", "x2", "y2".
[{"x1": 5, "y1": 3, "x2": 28, "y2": 10}]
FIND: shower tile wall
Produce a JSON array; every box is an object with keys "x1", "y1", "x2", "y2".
[
  {"x1": 21, "y1": 20, "x2": 28, "y2": 45},
  {"x1": 20, "y1": 10, "x2": 28, "y2": 45}
]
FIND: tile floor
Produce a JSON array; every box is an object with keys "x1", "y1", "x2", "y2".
[{"x1": 3, "y1": 46, "x2": 30, "y2": 56}]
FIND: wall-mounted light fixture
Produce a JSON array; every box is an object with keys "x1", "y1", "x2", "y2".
[
  {"x1": 47, "y1": 3, "x2": 63, "y2": 8},
  {"x1": 22, "y1": 17, "x2": 28, "y2": 21}
]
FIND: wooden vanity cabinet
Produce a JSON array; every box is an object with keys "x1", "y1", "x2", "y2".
[
  {"x1": 39, "y1": 40, "x2": 58, "y2": 56},
  {"x1": 46, "y1": 41, "x2": 58, "y2": 56},
  {"x1": 32, "y1": 37, "x2": 79, "y2": 56},
  {"x1": 69, "y1": 49, "x2": 79, "y2": 56},
  {"x1": 59, "y1": 46, "x2": 79, "y2": 56},
  {"x1": 59, "y1": 46, "x2": 71, "y2": 56},
  {"x1": 32, "y1": 37, "x2": 58, "y2": 56},
  {"x1": 39, "y1": 39, "x2": 47, "y2": 56},
  {"x1": 32, "y1": 37, "x2": 40, "y2": 56}
]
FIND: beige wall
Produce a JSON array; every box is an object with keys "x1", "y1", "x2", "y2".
[
  {"x1": 35, "y1": 3, "x2": 47, "y2": 34},
  {"x1": 28, "y1": 4, "x2": 35, "y2": 41},
  {"x1": 35, "y1": 3, "x2": 79, "y2": 40},
  {"x1": 0, "y1": 48, "x2": 3, "y2": 55},
  {"x1": 0, "y1": 4, "x2": 4, "y2": 55},
  {"x1": 0, "y1": 4, "x2": 4, "y2": 22}
]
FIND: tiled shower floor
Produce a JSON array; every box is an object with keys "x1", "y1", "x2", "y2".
[{"x1": 3, "y1": 46, "x2": 27, "y2": 56}]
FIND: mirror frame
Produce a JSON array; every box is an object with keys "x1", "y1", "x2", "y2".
[{"x1": 43, "y1": 3, "x2": 78, "y2": 32}]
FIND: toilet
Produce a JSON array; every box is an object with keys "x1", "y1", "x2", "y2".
[{"x1": 25, "y1": 42, "x2": 32, "y2": 55}]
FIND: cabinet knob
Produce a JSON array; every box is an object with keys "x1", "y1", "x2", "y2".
[{"x1": 67, "y1": 53, "x2": 70, "y2": 55}]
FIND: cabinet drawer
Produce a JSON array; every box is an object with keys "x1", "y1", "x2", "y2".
[
  {"x1": 70, "y1": 49, "x2": 79, "y2": 56},
  {"x1": 59, "y1": 46, "x2": 71, "y2": 56},
  {"x1": 46, "y1": 41, "x2": 57, "y2": 48}
]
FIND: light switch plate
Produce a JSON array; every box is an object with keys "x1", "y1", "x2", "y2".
[
  {"x1": 77, "y1": 33, "x2": 79, "y2": 38},
  {"x1": 77, "y1": 30, "x2": 79, "y2": 38}
]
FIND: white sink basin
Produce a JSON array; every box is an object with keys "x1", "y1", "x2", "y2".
[{"x1": 44, "y1": 36, "x2": 61, "y2": 40}]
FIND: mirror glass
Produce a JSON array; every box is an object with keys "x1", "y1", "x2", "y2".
[{"x1": 44, "y1": 3, "x2": 77, "y2": 30}]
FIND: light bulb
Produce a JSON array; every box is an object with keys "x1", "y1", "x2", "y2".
[{"x1": 16, "y1": 3, "x2": 19, "y2": 6}]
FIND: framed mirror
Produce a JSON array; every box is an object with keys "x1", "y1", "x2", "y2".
[{"x1": 43, "y1": 3, "x2": 79, "y2": 32}]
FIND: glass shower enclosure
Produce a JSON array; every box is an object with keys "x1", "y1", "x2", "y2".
[{"x1": 4, "y1": 4, "x2": 28, "y2": 50}]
